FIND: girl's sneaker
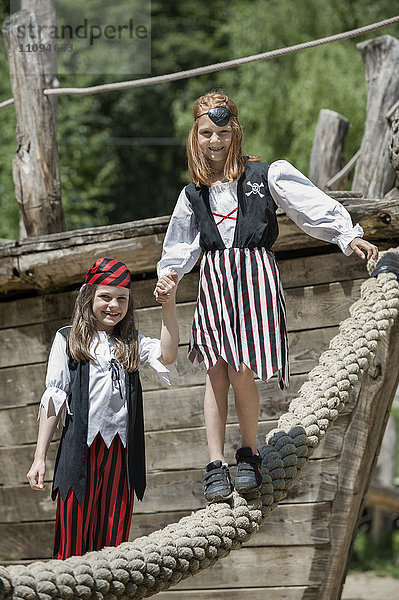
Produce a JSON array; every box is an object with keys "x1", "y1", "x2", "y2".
[
  {"x1": 203, "y1": 460, "x2": 234, "y2": 502},
  {"x1": 234, "y1": 447, "x2": 262, "y2": 494}
]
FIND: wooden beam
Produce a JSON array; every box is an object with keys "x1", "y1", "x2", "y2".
[
  {"x1": 0, "y1": 539, "x2": 327, "y2": 589},
  {"x1": 0, "y1": 503, "x2": 331, "y2": 558},
  {"x1": 365, "y1": 485, "x2": 399, "y2": 514},
  {"x1": 0, "y1": 461, "x2": 334, "y2": 521},
  {"x1": 0, "y1": 251, "x2": 369, "y2": 330},
  {"x1": 387, "y1": 99, "x2": 399, "y2": 121},
  {"x1": 0, "y1": 412, "x2": 345, "y2": 485},
  {"x1": 0, "y1": 279, "x2": 363, "y2": 371},
  {"x1": 0, "y1": 375, "x2": 308, "y2": 435},
  {"x1": 163, "y1": 546, "x2": 330, "y2": 590},
  {"x1": 0, "y1": 198, "x2": 397, "y2": 295},
  {"x1": 0, "y1": 324, "x2": 338, "y2": 400},
  {"x1": 0, "y1": 452, "x2": 339, "y2": 506},
  {"x1": 155, "y1": 589, "x2": 320, "y2": 600},
  {"x1": 143, "y1": 415, "x2": 348, "y2": 472},
  {"x1": 325, "y1": 150, "x2": 360, "y2": 191}
]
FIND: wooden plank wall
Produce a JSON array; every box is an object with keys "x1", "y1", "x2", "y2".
[{"x1": 0, "y1": 250, "x2": 369, "y2": 599}]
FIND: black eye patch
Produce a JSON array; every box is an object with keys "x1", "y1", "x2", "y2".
[{"x1": 195, "y1": 107, "x2": 236, "y2": 126}]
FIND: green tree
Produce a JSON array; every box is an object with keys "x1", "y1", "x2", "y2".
[
  {"x1": 94, "y1": 0, "x2": 231, "y2": 224},
  {"x1": 227, "y1": 0, "x2": 398, "y2": 173},
  {"x1": 172, "y1": 0, "x2": 399, "y2": 175},
  {"x1": 0, "y1": 0, "x2": 398, "y2": 240}
]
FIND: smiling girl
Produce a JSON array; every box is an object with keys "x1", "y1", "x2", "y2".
[
  {"x1": 27, "y1": 257, "x2": 179, "y2": 559},
  {"x1": 156, "y1": 91, "x2": 378, "y2": 503}
]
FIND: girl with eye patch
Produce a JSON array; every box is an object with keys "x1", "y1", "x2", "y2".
[{"x1": 156, "y1": 91, "x2": 378, "y2": 503}]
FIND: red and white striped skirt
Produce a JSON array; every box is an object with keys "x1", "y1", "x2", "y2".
[{"x1": 188, "y1": 248, "x2": 289, "y2": 388}]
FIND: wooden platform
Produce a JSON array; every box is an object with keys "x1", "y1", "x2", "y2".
[{"x1": 1, "y1": 197, "x2": 399, "y2": 600}]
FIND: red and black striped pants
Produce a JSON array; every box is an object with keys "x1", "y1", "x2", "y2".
[{"x1": 53, "y1": 434, "x2": 134, "y2": 560}]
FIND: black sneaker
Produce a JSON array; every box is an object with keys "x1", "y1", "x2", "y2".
[
  {"x1": 203, "y1": 460, "x2": 234, "y2": 502},
  {"x1": 234, "y1": 447, "x2": 262, "y2": 494}
]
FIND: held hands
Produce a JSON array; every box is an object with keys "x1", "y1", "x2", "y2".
[
  {"x1": 155, "y1": 272, "x2": 179, "y2": 304},
  {"x1": 349, "y1": 237, "x2": 379, "y2": 261},
  {"x1": 27, "y1": 458, "x2": 46, "y2": 491}
]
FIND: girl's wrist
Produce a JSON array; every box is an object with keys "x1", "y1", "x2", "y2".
[
  {"x1": 162, "y1": 294, "x2": 176, "y2": 310},
  {"x1": 34, "y1": 450, "x2": 47, "y2": 461}
]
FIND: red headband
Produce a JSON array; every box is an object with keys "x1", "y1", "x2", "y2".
[{"x1": 84, "y1": 258, "x2": 132, "y2": 289}]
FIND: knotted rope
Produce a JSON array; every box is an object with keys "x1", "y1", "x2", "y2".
[{"x1": 1, "y1": 249, "x2": 398, "y2": 600}]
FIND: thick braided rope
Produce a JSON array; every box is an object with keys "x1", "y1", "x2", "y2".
[
  {"x1": 1, "y1": 251, "x2": 398, "y2": 600},
  {"x1": 1, "y1": 15, "x2": 398, "y2": 109}
]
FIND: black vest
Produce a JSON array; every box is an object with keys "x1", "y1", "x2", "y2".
[
  {"x1": 51, "y1": 327, "x2": 146, "y2": 504},
  {"x1": 185, "y1": 161, "x2": 278, "y2": 251}
]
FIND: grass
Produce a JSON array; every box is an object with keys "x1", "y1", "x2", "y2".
[{"x1": 349, "y1": 405, "x2": 399, "y2": 579}]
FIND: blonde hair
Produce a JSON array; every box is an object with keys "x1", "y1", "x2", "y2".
[
  {"x1": 68, "y1": 284, "x2": 140, "y2": 372},
  {"x1": 187, "y1": 91, "x2": 259, "y2": 187}
]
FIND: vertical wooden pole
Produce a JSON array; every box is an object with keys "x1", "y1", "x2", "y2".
[
  {"x1": 2, "y1": 2, "x2": 65, "y2": 238},
  {"x1": 308, "y1": 109, "x2": 350, "y2": 190},
  {"x1": 21, "y1": 0, "x2": 59, "y2": 126},
  {"x1": 352, "y1": 35, "x2": 399, "y2": 198},
  {"x1": 388, "y1": 105, "x2": 399, "y2": 196}
]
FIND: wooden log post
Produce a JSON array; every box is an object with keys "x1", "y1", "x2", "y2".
[
  {"x1": 387, "y1": 103, "x2": 399, "y2": 200},
  {"x1": 308, "y1": 109, "x2": 350, "y2": 190},
  {"x1": 21, "y1": 0, "x2": 59, "y2": 125},
  {"x1": 388, "y1": 102, "x2": 399, "y2": 174},
  {"x1": 2, "y1": 3, "x2": 65, "y2": 238},
  {"x1": 352, "y1": 35, "x2": 399, "y2": 198}
]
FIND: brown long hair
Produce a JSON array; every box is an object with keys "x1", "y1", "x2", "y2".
[
  {"x1": 68, "y1": 284, "x2": 140, "y2": 372},
  {"x1": 187, "y1": 91, "x2": 259, "y2": 187}
]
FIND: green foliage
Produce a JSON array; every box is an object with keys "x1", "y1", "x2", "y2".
[
  {"x1": 87, "y1": 0, "x2": 230, "y2": 224},
  {"x1": 206, "y1": 0, "x2": 399, "y2": 173},
  {"x1": 0, "y1": 0, "x2": 399, "y2": 239},
  {"x1": 0, "y1": 1, "x2": 18, "y2": 238},
  {"x1": 350, "y1": 529, "x2": 399, "y2": 578},
  {"x1": 349, "y1": 406, "x2": 399, "y2": 578},
  {"x1": 58, "y1": 90, "x2": 118, "y2": 229},
  {"x1": 392, "y1": 405, "x2": 399, "y2": 481}
]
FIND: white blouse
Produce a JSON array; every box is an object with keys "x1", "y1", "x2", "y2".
[
  {"x1": 157, "y1": 160, "x2": 364, "y2": 280},
  {"x1": 39, "y1": 330, "x2": 178, "y2": 447}
]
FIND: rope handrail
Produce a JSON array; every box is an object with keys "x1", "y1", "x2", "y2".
[
  {"x1": 1, "y1": 251, "x2": 398, "y2": 599},
  {"x1": 0, "y1": 15, "x2": 398, "y2": 109},
  {"x1": 0, "y1": 98, "x2": 14, "y2": 110}
]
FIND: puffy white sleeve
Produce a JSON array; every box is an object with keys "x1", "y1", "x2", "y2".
[
  {"x1": 157, "y1": 188, "x2": 202, "y2": 281},
  {"x1": 138, "y1": 334, "x2": 179, "y2": 385},
  {"x1": 268, "y1": 160, "x2": 364, "y2": 255},
  {"x1": 38, "y1": 331, "x2": 72, "y2": 426}
]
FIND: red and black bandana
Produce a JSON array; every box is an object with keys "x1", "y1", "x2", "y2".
[{"x1": 84, "y1": 258, "x2": 132, "y2": 289}]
